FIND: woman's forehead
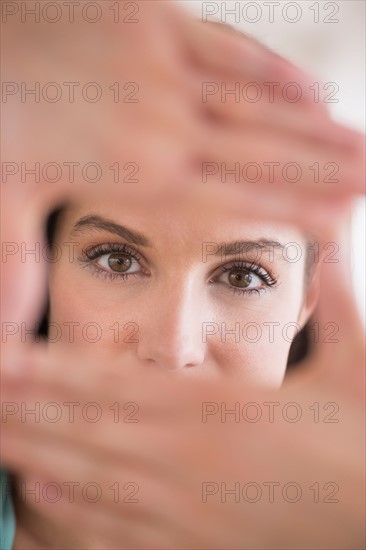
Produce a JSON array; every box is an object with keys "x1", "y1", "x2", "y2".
[{"x1": 60, "y1": 193, "x2": 304, "y2": 245}]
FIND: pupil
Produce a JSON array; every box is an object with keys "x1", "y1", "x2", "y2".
[
  {"x1": 229, "y1": 269, "x2": 251, "y2": 288},
  {"x1": 108, "y1": 253, "x2": 132, "y2": 273}
]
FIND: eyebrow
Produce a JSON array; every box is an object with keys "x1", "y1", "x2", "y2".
[
  {"x1": 70, "y1": 215, "x2": 151, "y2": 247},
  {"x1": 70, "y1": 216, "x2": 286, "y2": 260},
  {"x1": 215, "y1": 240, "x2": 285, "y2": 256}
]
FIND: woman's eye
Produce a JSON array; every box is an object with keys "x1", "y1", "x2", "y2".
[
  {"x1": 95, "y1": 253, "x2": 141, "y2": 274},
  {"x1": 218, "y1": 267, "x2": 265, "y2": 292},
  {"x1": 228, "y1": 268, "x2": 254, "y2": 289}
]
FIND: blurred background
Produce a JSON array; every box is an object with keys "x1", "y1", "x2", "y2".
[{"x1": 180, "y1": 0, "x2": 365, "y2": 323}]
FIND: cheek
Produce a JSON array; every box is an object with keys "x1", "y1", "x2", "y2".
[
  {"x1": 48, "y1": 265, "x2": 143, "y2": 355},
  {"x1": 208, "y1": 288, "x2": 304, "y2": 387},
  {"x1": 210, "y1": 335, "x2": 291, "y2": 388}
]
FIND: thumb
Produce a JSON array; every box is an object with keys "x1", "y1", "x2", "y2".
[
  {"x1": 314, "y1": 209, "x2": 365, "y2": 398},
  {"x1": 1, "y1": 182, "x2": 71, "y2": 369}
]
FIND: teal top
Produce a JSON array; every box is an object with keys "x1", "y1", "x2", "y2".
[{"x1": 0, "y1": 469, "x2": 15, "y2": 550}]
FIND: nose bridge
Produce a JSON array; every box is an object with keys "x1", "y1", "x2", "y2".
[{"x1": 136, "y1": 275, "x2": 206, "y2": 370}]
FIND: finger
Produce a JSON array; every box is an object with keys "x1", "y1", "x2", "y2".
[
  {"x1": 199, "y1": 77, "x2": 352, "y2": 146},
  {"x1": 197, "y1": 122, "x2": 365, "y2": 198},
  {"x1": 0, "y1": 182, "x2": 71, "y2": 331},
  {"x1": 310, "y1": 215, "x2": 365, "y2": 397},
  {"x1": 182, "y1": 173, "x2": 351, "y2": 235},
  {"x1": 196, "y1": 66, "x2": 332, "y2": 121},
  {"x1": 182, "y1": 15, "x2": 316, "y2": 98},
  {"x1": 1, "y1": 434, "x2": 196, "y2": 550},
  {"x1": 1, "y1": 185, "x2": 44, "y2": 330}
]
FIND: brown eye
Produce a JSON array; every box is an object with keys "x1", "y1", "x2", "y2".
[
  {"x1": 228, "y1": 269, "x2": 252, "y2": 288},
  {"x1": 107, "y1": 253, "x2": 132, "y2": 273}
]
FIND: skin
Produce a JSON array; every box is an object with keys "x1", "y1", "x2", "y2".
[
  {"x1": 47, "y1": 192, "x2": 319, "y2": 388},
  {"x1": 2, "y1": 218, "x2": 364, "y2": 549},
  {"x1": 1, "y1": 2, "x2": 364, "y2": 548}
]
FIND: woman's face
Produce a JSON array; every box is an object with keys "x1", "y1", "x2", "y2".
[{"x1": 48, "y1": 192, "x2": 317, "y2": 388}]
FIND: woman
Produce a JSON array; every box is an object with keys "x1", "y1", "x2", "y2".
[{"x1": 1, "y1": 4, "x2": 364, "y2": 550}]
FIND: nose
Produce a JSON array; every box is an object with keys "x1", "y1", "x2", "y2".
[{"x1": 136, "y1": 279, "x2": 207, "y2": 371}]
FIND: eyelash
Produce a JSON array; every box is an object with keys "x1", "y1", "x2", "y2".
[
  {"x1": 213, "y1": 261, "x2": 278, "y2": 297},
  {"x1": 78, "y1": 243, "x2": 144, "y2": 281},
  {"x1": 78, "y1": 244, "x2": 279, "y2": 295}
]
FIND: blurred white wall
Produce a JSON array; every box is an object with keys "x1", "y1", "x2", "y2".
[{"x1": 180, "y1": 0, "x2": 365, "y2": 322}]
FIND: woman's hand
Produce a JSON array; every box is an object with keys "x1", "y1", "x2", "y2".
[
  {"x1": 2, "y1": 0, "x2": 364, "y2": 193},
  {"x1": 2, "y1": 1, "x2": 323, "y2": 186}
]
